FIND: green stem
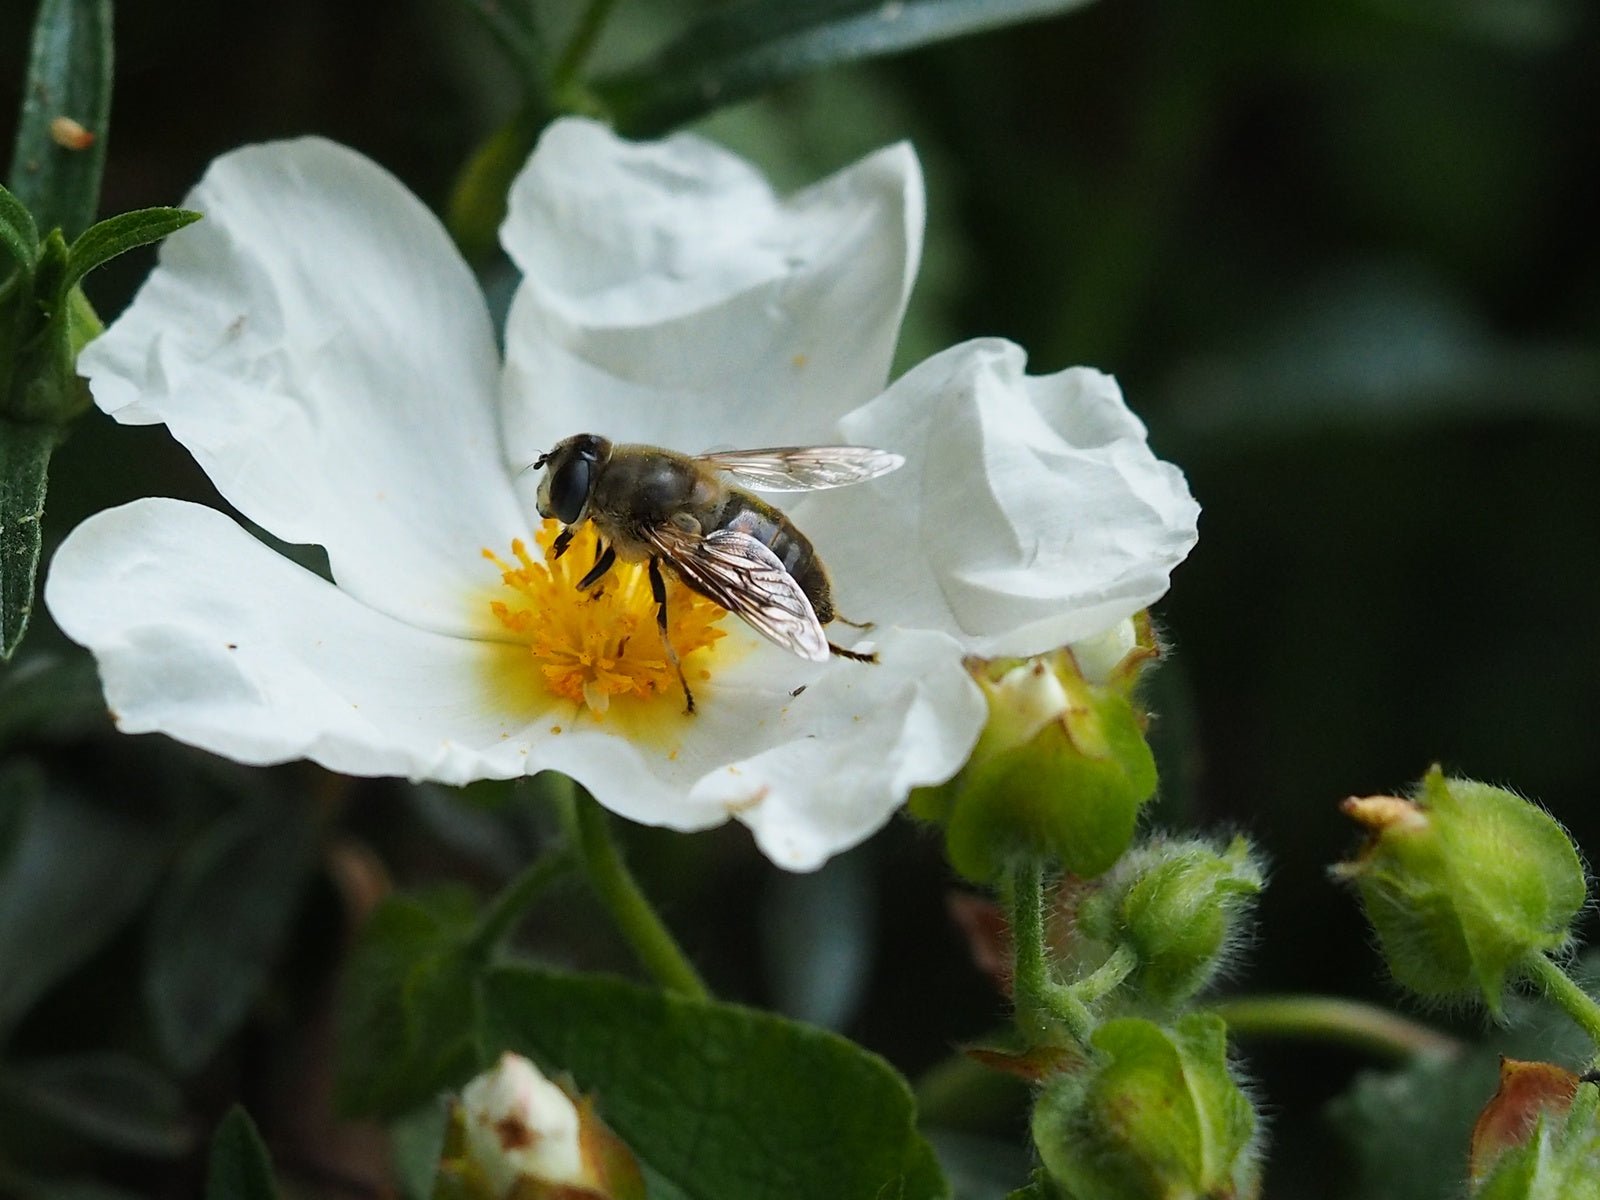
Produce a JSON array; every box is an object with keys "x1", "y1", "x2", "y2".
[
  {"x1": 468, "y1": 848, "x2": 575, "y2": 957},
  {"x1": 1522, "y1": 953, "x2": 1600, "y2": 1065},
  {"x1": 553, "y1": 0, "x2": 622, "y2": 91},
  {"x1": 1009, "y1": 861, "x2": 1091, "y2": 1045},
  {"x1": 1068, "y1": 944, "x2": 1137, "y2": 1008},
  {"x1": 1206, "y1": 994, "x2": 1464, "y2": 1062},
  {"x1": 558, "y1": 782, "x2": 709, "y2": 1000}
]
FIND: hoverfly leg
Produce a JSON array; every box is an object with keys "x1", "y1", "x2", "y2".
[
  {"x1": 578, "y1": 543, "x2": 617, "y2": 591},
  {"x1": 649, "y1": 556, "x2": 695, "y2": 714},
  {"x1": 552, "y1": 526, "x2": 575, "y2": 560},
  {"x1": 828, "y1": 641, "x2": 878, "y2": 664},
  {"x1": 833, "y1": 614, "x2": 875, "y2": 631}
]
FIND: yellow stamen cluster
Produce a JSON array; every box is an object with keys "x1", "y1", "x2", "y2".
[{"x1": 484, "y1": 520, "x2": 728, "y2": 716}]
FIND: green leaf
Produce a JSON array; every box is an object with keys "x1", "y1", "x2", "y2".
[
  {"x1": 205, "y1": 1107, "x2": 279, "y2": 1200},
  {"x1": 7, "y1": 0, "x2": 113, "y2": 240},
  {"x1": 335, "y1": 888, "x2": 488, "y2": 1117},
  {"x1": 0, "y1": 651, "x2": 109, "y2": 746},
  {"x1": 144, "y1": 801, "x2": 316, "y2": 1074},
  {"x1": 0, "y1": 419, "x2": 60, "y2": 660},
  {"x1": 64, "y1": 207, "x2": 199, "y2": 294},
  {"x1": 0, "y1": 761, "x2": 165, "y2": 1036},
  {"x1": 0, "y1": 184, "x2": 40, "y2": 272},
  {"x1": 1, "y1": 1052, "x2": 193, "y2": 1157},
  {"x1": 598, "y1": 0, "x2": 1099, "y2": 135},
  {"x1": 482, "y1": 965, "x2": 948, "y2": 1200},
  {"x1": 389, "y1": 1098, "x2": 452, "y2": 1200},
  {"x1": 455, "y1": 0, "x2": 548, "y2": 84},
  {"x1": 1326, "y1": 1049, "x2": 1527, "y2": 1200}
]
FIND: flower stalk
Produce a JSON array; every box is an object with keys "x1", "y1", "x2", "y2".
[
  {"x1": 1008, "y1": 861, "x2": 1091, "y2": 1045},
  {"x1": 468, "y1": 847, "x2": 576, "y2": 958},
  {"x1": 556, "y1": 781, "x2": 709, "y2": 1001},
  {"x1": 1521, "y1": 953, "x2": 1600, "y2": 1066},
  {"x1": 1206, "y1": 994, "x2": 1463, "y2": 1062}
]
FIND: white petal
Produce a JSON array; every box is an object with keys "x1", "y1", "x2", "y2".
[
  {"x1": 77, "y1": 139, "x2": 527, "y2": 637},
  {"x1": 498, "y1": 117, "x2": 924, "y2": 467},
  {"x1": 807, "y1": 339, "x2": 1200, "y2": 655},
  {"x1": 44, "y1": 499, "x2": 552, "y2": 785},
  {"x1": 513, "y1": 625, "x2": 982, "y2": 871},
  {"x1": 692, "y1": 628, "x2": 985, "y2": 871}
]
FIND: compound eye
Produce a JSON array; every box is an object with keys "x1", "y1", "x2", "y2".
[{"x1": 549, "y1": 456, "x2": 592, "y2": 524}]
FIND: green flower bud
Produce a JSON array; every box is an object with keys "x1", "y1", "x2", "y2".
[
  {"x1": 1032, "y1": 1013, "x2": 1261, "y2": 1200},
  {"x1": 1334, "y1": 767, "x2": 1586, "y2": 1015},
  {"x1": 1471, "y1": 1065, "x2": 1600, "y2": 1200},
  {"x1": 910, "y1": 619, "x2": 1160, "y2": 883},
  {"x1": 1078, "y1": 835, "x2": 1264, "y2": 1008}
]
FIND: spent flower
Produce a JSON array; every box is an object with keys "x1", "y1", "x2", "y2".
[{"x1": 44, "y1": 118, "x2": 1198, "y2": 869}]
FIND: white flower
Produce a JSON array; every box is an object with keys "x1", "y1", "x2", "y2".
[
  {"x1": 44, "y1": 118, "x2": 1199, "y2": 870},
  {"x1": 459, "y1": 1052, "x2": 588, "y2": 1195}
]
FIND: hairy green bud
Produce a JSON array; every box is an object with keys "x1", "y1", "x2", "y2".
[
  {"x1": 1334, "y1": 767, "x2": 1586, "y2": 1015},
  {"x1": 1032, "y1": 1013, "x2": 1260, "y2": 1200},
  {"x1": 1078, "y1": 835, "x2": 1264, "y2": 1008}
]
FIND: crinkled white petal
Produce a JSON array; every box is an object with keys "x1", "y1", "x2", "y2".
[
  {"x1": 508, "y1": 625, "x2": 983, "y2": 872},
  {"x1": 801, "y1": 338, "x2": 1200, "y2": 656},
  {"x1": 44, "y1": 499, "x2": 549, "y2": 785},
  {"x1": 45, "y1": 499, "x2": 983, "y2": 868},
  {"x1": 498, "y1": 117, "x2": 924, "y2": 472},
  {"x1": 76, "y1": 138, "x2": 526, "y2": 638}
]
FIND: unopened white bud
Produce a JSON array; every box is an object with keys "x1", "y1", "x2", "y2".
[{"x1": 460, "y1": 1052, "x2": 588, "y2": 1197}]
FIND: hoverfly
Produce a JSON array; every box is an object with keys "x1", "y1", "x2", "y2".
[{"x1": 530, "y1": 435, "x2": 904, "y2": 713}]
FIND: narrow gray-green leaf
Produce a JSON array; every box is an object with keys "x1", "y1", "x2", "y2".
[
  {"x1": 0, "y1": 184, "x2": 40, "y2": 271},
  {"x1": 2, "y1": 1052, "x2": 194, "y2": 1157},
  {"x1": 483, "y1": 965, "x2": 949, "y2": 1200},
  {"x1": 0, "y1": 419, "x2": 58, "y2": 659},
  {"x1": 599, "y1": 0, "x2": 1098, "y2": 135},
  {"x1": 8, "y1": 0, "x2": 114, "y2": 239},
  {"x1": 206, "y1": 1107, "x2": 279, "y2": 1200},
  {"x1": 455, "y1": 0, "x2": 548, "y2": 84},
  {"x1": 145, "y1": 802, "x2": 315, "y2": 1074},
  {"x1": 64, "y1": 207, "x2": 199, "y2": 295},
  {"x1": 0, "y1": 761, "x2": 166, "y2": 1034}
]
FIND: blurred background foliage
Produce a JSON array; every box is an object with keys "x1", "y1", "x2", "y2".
[{"x1": 1, "y1": 0, "x2": 1598, "y2": 1197}]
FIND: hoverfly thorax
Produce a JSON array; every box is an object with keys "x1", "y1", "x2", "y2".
[{"x1": 535, "y1": 434, "x2": 613, "y2": 526}]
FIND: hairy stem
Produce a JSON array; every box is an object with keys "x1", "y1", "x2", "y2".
[
  {"x1": 553, "y1": 0, "x2": 622, "y2": 90},
  {"x1": 468, "y1": 847, "x2": 575, "y2": 957},
  {"x1": 1522, "y1": 953, "x2": 1600, "y2": 1066},
  {"x1": 1009, "y1": 861, "x2": 1091, "y2": 1045}
]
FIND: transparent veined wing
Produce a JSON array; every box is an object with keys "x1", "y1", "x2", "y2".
[
  {"x1": 646, "y1": 524, "x2": 830, "y2": 662},
  {"x1": 696, "y1": 446, "x2": 904, "y2": 492}
]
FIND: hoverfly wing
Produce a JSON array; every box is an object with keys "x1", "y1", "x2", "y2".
[
  {"x1": 646, "y1": 524, "x2": 830, "y2": 662},
  {"x1": 696, "y1": 446, "x2": 904, "y2": 492}
]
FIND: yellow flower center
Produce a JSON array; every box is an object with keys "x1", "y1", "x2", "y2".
[{"x1": 483, "y1": 520, "x2": 729, "y2": 717}]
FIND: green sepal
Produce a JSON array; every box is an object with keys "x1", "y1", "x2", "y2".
[
  {"x1": 65, "y1": 206, "x2": 200, "y2": 293},
  {"x1": 8, "y1": 0, "x2": 113, "y2": 241},
  {"x1": 1031, "y1": 1013, "x2": 1260, "y2": 1200},
  {"x1": 1336, "y1": 767, "x2": 1587, "y2": 1014},
  {"x1": 923, "y1": 654, "x2": 1158, "y2": 883}
]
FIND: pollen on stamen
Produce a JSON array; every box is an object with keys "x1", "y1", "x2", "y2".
[{"x1": 482, "y1": 520, "x2": 728, "y2": 718}]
